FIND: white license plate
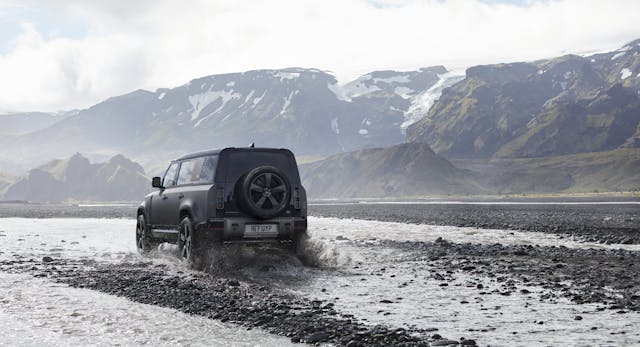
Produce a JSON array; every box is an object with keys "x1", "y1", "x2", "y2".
[{"x1": 244, "y1": 224, "x2": 278, "y2": 238}]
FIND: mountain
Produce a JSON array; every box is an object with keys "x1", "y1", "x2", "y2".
[
  {"x1": 341, "y1": 66, "x2": 465, "y2": 131},
  {"x1": 406, "y1": 39, "x2": 640, "y2": 159},
  {"x1": 299, "y1": 142, "x2": 485, "y2": 198},
  {"x1": 454, "y1": 148, "x2": 640, "y2": 194},
  {"x1": 0, "y1": 67, "x2": 453, "y2": 172},
  {"x1": 2, "y1": 153, "x2": 150, "y2": 202},
  {"x1": 0, "y1": 172, "x2": 14, "y2": 197},
  {"x1": 0, "y1": 111, "x2": 74, "y2": 136}
]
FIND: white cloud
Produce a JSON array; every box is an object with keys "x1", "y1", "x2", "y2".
[{"x1": 1, "y1": 0, "x2": 639, "y2": 111}]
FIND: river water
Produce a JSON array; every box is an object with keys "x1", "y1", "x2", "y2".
[{"x1": 1, "y1": 216, "x2": 639, "y2": 346}]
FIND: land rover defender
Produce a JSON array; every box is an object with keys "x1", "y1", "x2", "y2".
[{"x1": 136, "y1": 147, "x2": 308, "y2": 264}]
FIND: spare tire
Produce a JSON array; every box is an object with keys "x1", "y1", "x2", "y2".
[{"x1": 237, "y1": 166, "x2": 291, "y2": 219}]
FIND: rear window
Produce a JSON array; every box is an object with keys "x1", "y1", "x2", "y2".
[{"x1": 223, "y1": 151, "x2": 298, "y2": 183}]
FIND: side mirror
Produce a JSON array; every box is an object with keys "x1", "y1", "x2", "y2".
[{"x1": 152, "y1": 176, "x2": 163, "y2": 188}]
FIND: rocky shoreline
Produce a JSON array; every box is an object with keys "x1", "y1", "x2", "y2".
[
  {"x1": 0, "y1": 258, "x2": 473, "y2": 346},
  {"x1": 369, "y1": 238, "x2": 640, "y2": 312},
  {"x1": 310, "y1": 203, "x2": 640, "y2": 244}
]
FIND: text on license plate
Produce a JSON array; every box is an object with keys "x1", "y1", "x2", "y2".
[{"x1": 244, "y1": 224, "x2": 278, "y2": 237}]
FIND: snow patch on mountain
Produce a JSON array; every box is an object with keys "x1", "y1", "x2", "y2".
[
  {"x1": 394, "y1": 86, "x2": 415, "y2": 99},
  {"x1": 402, "y1": 71, "x2": 465, "y2": 130},
  {"x1": 280, "y1": 91, "x2": 298, "y2": 114},
  {"x1": 253, "y1": 90, "x2": 266, "y2": 105},
  {"x1": 620, "y1": 68, "x2": 632, "y2": 80},
  {"x1": 274, "y1": 72, "x2": 300, "y2": 81},
  {"x1": 328, "y1": 82, "x2": 351, "y2": 102},
  {"x1": 244, "y1": 90, "x2": 255, "y2": 104},
  {"x1": 331, "y1": 118, "x2": 340, "y2": 135},
  {"x1": 189, "y1": 89, "x2": 240, "y2": 121},
  {"x1": 611, "y1": 52, "x2": 626, "y2": 60},
  {"x1": 343, "y1": 81, "x2": 381, "y2": 98},
  {"x1": 158, "y1": 92, "x2": 166, "y2": 100},
  {"x1": 373, "y1": 75, "x2": 411, "y2": 84}
]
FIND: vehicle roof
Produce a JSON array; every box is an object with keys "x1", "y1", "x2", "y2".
[{"x1": 174, "y1": 147, "x2": 293, "y2": 161}]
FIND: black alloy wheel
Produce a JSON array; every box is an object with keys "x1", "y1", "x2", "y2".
[
  {"x1": 178, "y1": 216, "x2": 198, "y2": 265},
  {"x1": 240, "y1": 166, "x2": 291, "y2": 219},
  {"x1": 136, "y1": 214, "x2": 156, "y2": 254}
]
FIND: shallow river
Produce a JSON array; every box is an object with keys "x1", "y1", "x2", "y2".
[{"x1": 1, "y1": 216, "x2": 639, "y2": 346}]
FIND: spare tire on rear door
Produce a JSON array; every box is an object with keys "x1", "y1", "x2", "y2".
[{"x1": 237, "y1": 166, "x2": 291, "y2": 219}]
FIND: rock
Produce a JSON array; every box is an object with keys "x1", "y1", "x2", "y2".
[
  {"x1": 380, "y1": 299, "x2": 394, "y2": 304},
  {"x1": 226, "y1": 279, "x2": 240, "y2": 287},
  {"x1": 307, "y1": 331, "x2": 330, "y2": 343},
  {"x1": 574, "y1": 315, "x2": 583, "y2": 320},
  {"x1": 42, "y1": 256, "x2": 54, "y2": 263},
  {"x1": 336, "y1": 235, "x2": 349, "y2": 241},
  {"x1": 461, "y1": 339, "x2": 477, "y2": 346}
]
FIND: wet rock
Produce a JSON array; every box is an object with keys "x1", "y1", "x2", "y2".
[
  {"x1": 42, "y1": 256, "x2": 54, "y2": 263},
  {"x1": 226, "y1": 279, "x2": 240, "y2": 287},
  {"x1": 574, "y1": 315, "x2": 583, "y2": 320},
  {"x1": 461, "y1": 339, "x2": 477, "y2": 346},
  {"x1": 307, "y1": 331, "x2": 330, "y2": 343}
]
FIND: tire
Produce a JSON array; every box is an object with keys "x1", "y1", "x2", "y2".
[
  {"x1": 237, "y1": 166, "x2": 291, "y2": 219},
  {"x1": 178, "y1": 216, "x2": 202, "y2": 267},
  {"x1": 136, "y1": 214, "x2": 158, "y2": 255},
  {"x1": 291, "y1": 231, "x2": 309, "y2": 256}
]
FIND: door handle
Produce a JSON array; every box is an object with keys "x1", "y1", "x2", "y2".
[{"x1": 178, "y1": 193, "x2": 184, "y2": 199}]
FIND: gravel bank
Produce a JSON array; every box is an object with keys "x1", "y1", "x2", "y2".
[
  {"x1": 371, "y1": 238, "x2": 640, "y2": 312},
  {"x1": 0, "y1": 258, "x2": 469, "y2": 346},
  {"x1": 310, "y1": 203, "x2": 640, "y2": 244}
]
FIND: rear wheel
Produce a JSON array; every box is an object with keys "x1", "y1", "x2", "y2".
[
  {"x1": 291, "y1": 231, "x2": 309, "y2": 255},
  {"x1": 178, "y1": 216, "x2": 202, "y2": 267},
  {"x1": 136, "y1": 214, "x2": 158, "y2": 254}
]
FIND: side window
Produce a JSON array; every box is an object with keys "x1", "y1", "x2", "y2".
[
  {"x1": 176, "y1": 160, "x2": 195, "y2": 186},
  {"x1": 163, "y1": 163, "x2": 179, "y2": 188},
  {"x1": 194, "y1": 155, "x2": 218, "y2": 184}
]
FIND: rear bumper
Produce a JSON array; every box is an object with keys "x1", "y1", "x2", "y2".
[{"x1": 195, "y1": 217, "x2": 307, "y2": 243}]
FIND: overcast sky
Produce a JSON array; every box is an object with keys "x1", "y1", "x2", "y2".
[{"x1": 1, "y1": 0, "x2": 639, "y2": 112}]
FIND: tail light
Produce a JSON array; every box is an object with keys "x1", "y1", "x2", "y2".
[
  {"x1": 293, "y1": 188, "x2": 301, "y2": 209},
  {"x1": 216, "y1": 188, "x2": 224, "y2": 209},
  {"x1": 294, "y1": 219, "x2": 307, "y2": 231}
]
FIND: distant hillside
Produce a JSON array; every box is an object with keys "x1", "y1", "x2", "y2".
[
  {"x1": 406, "y1": 39, "x2": 640, "y2": 159},
  {"x1": 454, "y1": 148, "x2": 640, "y2": 194},
  {"x1": 2, "y1": 153, "x2": 150, "y2": 202},
  {"x1": 300, "y1": 142, "x2": 485, "y2": 198}
]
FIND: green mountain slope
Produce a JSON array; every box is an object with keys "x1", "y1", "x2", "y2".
[{"x1": 406, "y1": 40, "x2": 640, "y2": 159}]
